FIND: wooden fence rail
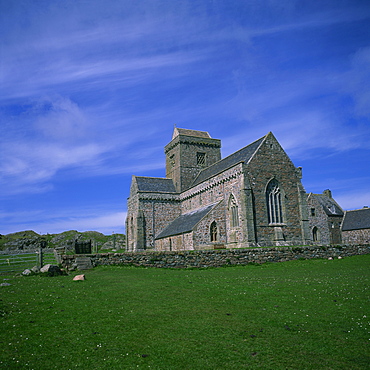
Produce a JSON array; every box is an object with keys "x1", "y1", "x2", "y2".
[{"x1": 0, "y1": 248, "x2": 58, "y2": 273}]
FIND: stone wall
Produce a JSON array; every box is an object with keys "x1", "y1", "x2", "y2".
[
  {"x1": 61, "y1": 245, "x2": 369, "y2": 270},
  {"x1": 342, "y1": 229, "x2": 370, "y2": 245},
  {"x1": 156, "y1": 232, "x2": 192, "y2": 251}
]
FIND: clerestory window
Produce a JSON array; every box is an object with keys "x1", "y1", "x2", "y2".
[{"x1": 266, "y1": 179, "x2": 284, "y2": 224}]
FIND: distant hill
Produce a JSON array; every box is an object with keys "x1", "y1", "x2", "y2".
[{"x1": 0, "y1": 230, "x2": 126, "y2": 252}]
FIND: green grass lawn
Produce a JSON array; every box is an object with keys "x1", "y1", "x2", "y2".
[{"x1": 1, "y1": 255, "x2": 369, "y2": 369}]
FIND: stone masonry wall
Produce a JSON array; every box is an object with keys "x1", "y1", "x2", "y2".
[
  {"x1": 140, "y1": 197, "x2": 181, "y2": 249},
  {"x1": 156, "y1": 232, "x2": 193, "y2": 251},
  {"x1": 342, "y1": 229, "x2": 370, "y2": 245},
  {"x1": 193, "y1": 201, "x2": 227, "y2": 247},
  {"x1": 61, "y1": 245, "x2": 369, "y2": 270}
]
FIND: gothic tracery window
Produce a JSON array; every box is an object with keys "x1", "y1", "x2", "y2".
[
  {"x1": 210, "y1": 221, "x2": 218, "y2": 242},
  {"x1": 266, "y1": 179, "x2": 283, "y2": 224},
  {"x1": 229, "y1": 194, "x2": 239, "y2": 227}
]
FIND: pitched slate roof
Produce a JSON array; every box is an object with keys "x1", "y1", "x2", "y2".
[
  {"x1": 156, "y1": 202, "x2": 219, "y2": 239},
  {"x1": 341, "y1": 208, "x2": 370, "y2": 231},
  {"x1": 192, "y1": 135, "x2": 265, "y2": 186},
  {"x1": 173, "y1": 127, "x2": 211, "y2": 139},
  {"x1": 312, "y1": 194, "x2": 344, "y2": 216},
  {"x1": 135, "y1": 177, "x2": 177, "y2": 193}
]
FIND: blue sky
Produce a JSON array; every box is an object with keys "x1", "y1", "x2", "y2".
[{"x1": 1, "y1": 0, "x2": 370, "y2": 235}]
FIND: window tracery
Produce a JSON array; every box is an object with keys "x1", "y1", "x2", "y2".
[
  {"x1": 210, "y1": 221, "x2": 218, "y2": 242},
  {"x1": 266, "y1": 179, "x2": 283, "y2": 224}
]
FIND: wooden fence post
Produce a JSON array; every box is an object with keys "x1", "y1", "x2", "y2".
[
  {"x1": 53, "y1": 249, "x2": 62, "y2": 264},
  {"x1": 37, "y1": 247, "x2": 43, "y2": 268},
  {"x1": 92, "y1": 240, "x2": 98, "y2": 254}
]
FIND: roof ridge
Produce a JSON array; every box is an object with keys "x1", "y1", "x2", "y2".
[
  {"x1": 135, "y1": 175, "x2": 170, "y2": 180},
  {"x1": 173, "y1": 127, "x2": 211, "y2": 140},
  {"x1": 191, "y1": 134, "x2": 266, "y2": 187}
]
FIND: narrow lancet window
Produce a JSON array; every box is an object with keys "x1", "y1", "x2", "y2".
[
  {"x1": 229, "y1": 195, "x2": 239, "y2": 227},
  {"x1": 312, "y1": 227, "x2": 319, "y2": 242}
]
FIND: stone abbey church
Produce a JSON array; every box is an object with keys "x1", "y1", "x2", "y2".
[{"x1": 126, "y1": 128, "x2": 345, "y2": 251}]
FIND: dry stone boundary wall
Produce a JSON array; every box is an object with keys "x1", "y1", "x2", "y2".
[{"x1": 61, "y1": 245, "x2": 370, "y2": 270}]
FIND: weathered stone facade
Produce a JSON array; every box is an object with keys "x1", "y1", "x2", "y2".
[
  {"x1": 126, "y1": 128, "x2": 320, "y2": 251},
  {"x1": 307, "y1": 190, "x2": 344, "y2": 245}
]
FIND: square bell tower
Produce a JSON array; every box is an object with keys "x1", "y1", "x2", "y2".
[{"x1": 165, "y1": 128, "x2": 221, "y2": 192}]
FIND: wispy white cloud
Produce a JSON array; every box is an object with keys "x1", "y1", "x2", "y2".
[
  {"x1": 0, "y1": 142, "x2": 105, "y2": 195},
  {"x1": 33, "y1": 96, "x2": 92, "y2": 139},
  {"x1": 0, "y1": 96, "x2": 109, "y2": 194},
  {"x1": 345, "y1": 46, "x2": 370, "y2": 117},
  {"x1": 2, "y1": 51, "x2": 207, "y2": 101}
]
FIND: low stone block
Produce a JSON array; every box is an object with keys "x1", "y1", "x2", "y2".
[
  {"x1": 73, "y1": 274, "x2": 85, "y2": 281},
  {"x1": 40, "y1": 264, "x2": 62, "y2": 275}
]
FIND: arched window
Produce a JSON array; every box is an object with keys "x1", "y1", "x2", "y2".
[
  {"x1": 210, "y1": 221, "x2": 218, "y2": 242},
  {"x1": 229, "y1": 195, "x2": 239, "y2": 227},
  {"x1": 266, "y1": 179, "x2": 283, "y2": 224},
  {"x1": 312, "y1": 226, "x2": 319, "y2": 242}
]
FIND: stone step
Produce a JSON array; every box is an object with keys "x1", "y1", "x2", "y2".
[{"x1": 75, "y1": 257, "x2": 93, "y2": 270}]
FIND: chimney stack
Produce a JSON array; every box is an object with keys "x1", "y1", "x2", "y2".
[{"x1": 323, "y1": 189, "x2": 332, "y2": 198}]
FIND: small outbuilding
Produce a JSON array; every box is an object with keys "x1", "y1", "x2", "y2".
[
  {"x1": 307, "y1": 190, "x2": 344, "y2": 245},
  {"x1": 341, "y1": 207, "x2": 370, "y2": 245}
]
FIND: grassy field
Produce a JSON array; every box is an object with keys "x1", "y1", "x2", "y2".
[{"x1": 1, "y1": 255, "x2": 369, "y2": 369}]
